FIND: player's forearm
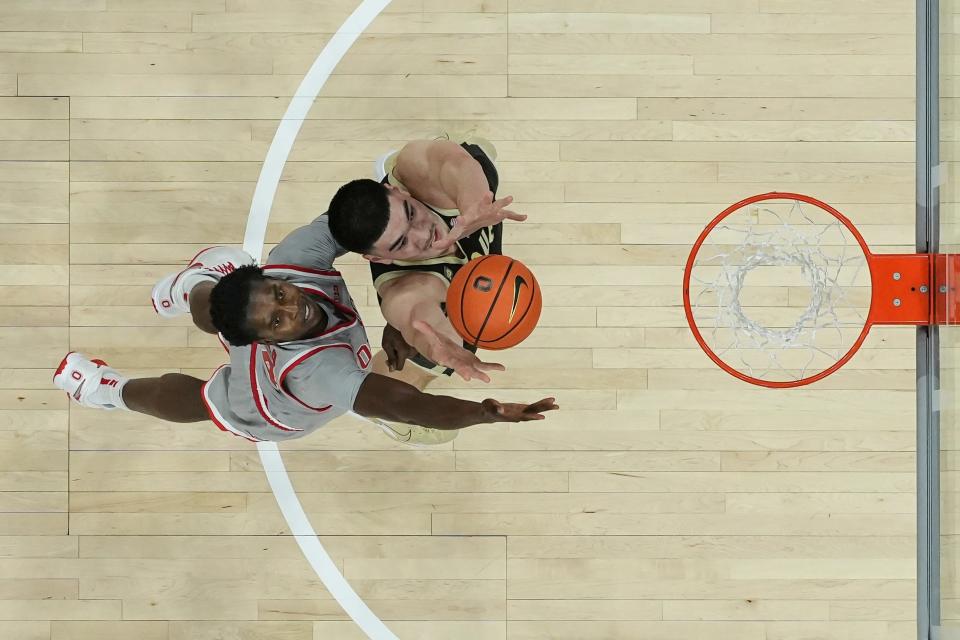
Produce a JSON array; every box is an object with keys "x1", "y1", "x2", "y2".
[
  {"x1": 393, "y1": 392, "x2": 495, "y2": 430},
  {"x1": 440, "y1": 149, "x2": 491, "y2": 214},
  {"x1": 355, "y1": 373, "x2": 495, "y2": 430},
  {"x1": 397, "y1": 303, "x2": 462, "y2": 365}
]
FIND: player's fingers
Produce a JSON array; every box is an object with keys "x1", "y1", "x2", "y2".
[
  {"x1": 379, "y1": 348, "x2": 391, "y2": 370},
  {"x1": 499, "y1": 405, "x2": 544, "y2": 421},
  {"x1": 435, "y1": 228, "x2": 463, "y2": 251},
  {"x1": 517, "y1": 412, "x2": 546, "y2": 421},
  {"x1": 527, "y1": 397, "x2": 558, "y2": 413},
  {"x1": 477, "y1": 361, "x2": 506, "y2": 372},
  {"x1": 501, "y1": 210, "x2": 527, "y2": 222},
  {"x1": 459, "y1": 361, "x2": 491, "y2": 383},
  {"x1": 453, "y1": 220, "x2": 470, "y2": 237},
  {"x1": 439, "y1": 224, "x2": 461, "y2": 241}
]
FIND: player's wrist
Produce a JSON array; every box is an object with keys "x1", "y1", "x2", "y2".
[
  {"x1": 479, "y1": 399, "x2": 500, "y2": 423},
  {"x1": 456, "y1": 199, "x2": 483, "y2": 221}
]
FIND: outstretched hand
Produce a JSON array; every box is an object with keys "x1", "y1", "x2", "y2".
[
  {"x1": 411, "y1": 319, "x2": 505, "y2": 383},
  {"x1": 481, "y1": 397, "x2": 559, "y2": 422},
  {"x1": 435, "y1": 191, "x2": 526, "y2": 251}
]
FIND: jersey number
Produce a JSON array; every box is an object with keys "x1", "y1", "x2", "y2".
[{"x1": 356, "y1": 344, "x2": 372, "y2": 369}]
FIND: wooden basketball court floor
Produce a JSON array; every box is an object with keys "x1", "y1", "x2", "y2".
[{"x1": 0, "y1": 1, "x2": 920, "y2": 639}]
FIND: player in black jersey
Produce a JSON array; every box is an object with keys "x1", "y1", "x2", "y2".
[{"x1": 328, "y1": 136, "x2": 525, "y2": 384}]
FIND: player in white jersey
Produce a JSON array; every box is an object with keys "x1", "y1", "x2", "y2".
[{"x1": 53, "y1": 215, "x2": 557, "y2": 443}]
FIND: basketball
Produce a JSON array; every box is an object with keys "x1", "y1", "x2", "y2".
[{"x1": 445, "y1": 255, "x2": 542, "y2": 350}]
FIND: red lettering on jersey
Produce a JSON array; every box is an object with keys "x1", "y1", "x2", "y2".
[
  {"x1": 333, "y1": 285, "x2": 341, "y2": 302},
  {"x1": 261, "y1": 347, "x2": 280, "y2": 389},
  {"x1": 356, "y1": 344, "x2": 372, "y2": 369},
  {"x1": 211, "y1": 262, "x2": 236, "y2": 276}
]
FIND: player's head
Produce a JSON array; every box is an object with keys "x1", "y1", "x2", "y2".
[
  {"x1": 209, "y1": 265, "x2": 326, "y2": 345},
  {"x1": 328, "y1": 178, "x2": 449, "y2": 264}
]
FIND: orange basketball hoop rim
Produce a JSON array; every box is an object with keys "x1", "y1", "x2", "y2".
[{"x1": 682, "y1": 192, "x2": 960, "y2": 388}]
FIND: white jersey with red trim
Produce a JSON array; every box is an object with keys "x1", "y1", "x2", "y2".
[{"x1": 201, "y1": 215, "x2": 372, "y2": 443}]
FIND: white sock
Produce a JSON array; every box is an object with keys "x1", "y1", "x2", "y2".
[{"x1": 89, "y1": 372, "x2": 130, "y2": 411}]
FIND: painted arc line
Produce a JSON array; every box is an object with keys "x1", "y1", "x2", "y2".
[
  {"x1": 257, "y1": 444, "x2": 397, "y2": 640},
  {"x1": 240, "y1": 1, "x2": 398, "y2": 639},
  {"x1": 243, "y1": 0, "x2": 392, "y2": 255}
]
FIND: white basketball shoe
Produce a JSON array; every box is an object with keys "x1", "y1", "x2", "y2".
[
  {"x1": 371, "y1": 418, "x2": 459, "y2": 447},
  {"x1": 53, "y1": 352, "x2": 127, "y2": 410},
  {"x1": 151, "y1": 246, "x2": 256, "y2": 318}
]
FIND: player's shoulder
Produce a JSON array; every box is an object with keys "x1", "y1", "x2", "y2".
[{"x1": 266, "y1": 213, "x2": 345, "y2": 270}]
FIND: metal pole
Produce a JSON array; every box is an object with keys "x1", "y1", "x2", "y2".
[{"x1": 918, "y1": 1, "x2": 941, "y2": 639}]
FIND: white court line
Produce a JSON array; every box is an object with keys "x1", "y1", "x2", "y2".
[
  {"x1": 257, "y1": 444, "x2": 397, "y2": 639},
  {"x1": 240, "y1": 1, "x2": 398, "y2": 639}
]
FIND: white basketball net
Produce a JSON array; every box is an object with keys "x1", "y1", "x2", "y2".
[{"x1": 687, "y1": 197, "x2": 871, "y2": 384}]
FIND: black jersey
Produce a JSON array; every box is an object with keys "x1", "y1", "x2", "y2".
[{"x1": 371, "y1": 138, "x2": 503, "y2": 376}]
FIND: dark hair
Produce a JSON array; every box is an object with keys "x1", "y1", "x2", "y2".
[
  {"x1": 208, "y1": 264, "x2": 266, "y2": 346},
  {"x1": 327, "y1": 178, "x2": 391, "y2": 253}
]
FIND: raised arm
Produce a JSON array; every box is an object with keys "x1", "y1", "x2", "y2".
[
  {"x1": 394, "y1": 139, "x2": 488, "y2": 210},
  {"x1": 393, "y1": 139, "x2": 524, "y2": 243},
  {"x1": 379, "y1": 272, "x2": 504, "y2": 383},
  {"x1": 354, "y1": 372, "x2": 557, "y2": 430}
]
